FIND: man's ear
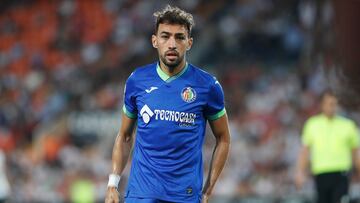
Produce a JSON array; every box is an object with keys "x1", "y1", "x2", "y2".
[
  {"x1": 152, "y1": 35, "x2": 158, "y2": 48},
  {"x1": 187, "y1": 37, "x2": 193, "y2": 51}
]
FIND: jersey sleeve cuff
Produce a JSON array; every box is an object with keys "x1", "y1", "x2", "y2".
[
  {"x1": 207, "y1": 108, "x2": 226, "y2": 121},
  {"x1": 122, "y1": 105, "x2": 137, "y2": 119}
]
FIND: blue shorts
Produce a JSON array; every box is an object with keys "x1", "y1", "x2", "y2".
[{"x1": 125, "y1": 197, "x2": 173, "y2": 203}]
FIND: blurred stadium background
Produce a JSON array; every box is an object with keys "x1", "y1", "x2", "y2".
[{"x1": 0, "y1": 0, "x2": 359, "y2": 202}]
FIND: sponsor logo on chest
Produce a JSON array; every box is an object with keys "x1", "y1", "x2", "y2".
[
  {"x1": 140, "y1": 105, "x2": 196, "y2": 125},
  {"x1": 140, "y1": 86, "x2": 198, "y2": 125}
]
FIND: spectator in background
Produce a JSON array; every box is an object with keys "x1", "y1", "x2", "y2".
[
  {"x1": 0, "y1": 150, "x2": 10, "y2": 203},
  {"x1": 295, "y1": 90, "x2": 360, "y2": 203}
]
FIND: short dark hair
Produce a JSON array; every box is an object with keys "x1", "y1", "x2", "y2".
[
  {"x1": 153, "y1": 5, "x2": 195, "y2": 36},
  {"x1": 320, "y1": 89, "x2": 337, "y2": 101}
]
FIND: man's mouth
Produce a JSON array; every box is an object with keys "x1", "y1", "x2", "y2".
[{"x1": 165, "y1": 51, "x2": 178, "y2": 60}]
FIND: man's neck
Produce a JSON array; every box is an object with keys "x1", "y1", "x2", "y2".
[
  {"x1": 159, "y1": 60, "x2": 186, "y2": 77},
  {"x1": 323, "y1": 113, "x2": 335, "y2": 120}
]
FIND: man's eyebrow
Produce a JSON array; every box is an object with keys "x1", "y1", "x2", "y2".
[
  {"x1": 159, "y1": 31, "x2": 186, "y2": 36},
  {"x1": 175, "y1": 33, "x2": 186, "y2": 36},
  {"x1": 159, "y1": 31, "x2": 171, "y2": 35}
]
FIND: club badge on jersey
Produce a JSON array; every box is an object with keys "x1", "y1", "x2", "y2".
[{"x1": 181, "y1": 87, "x2": 196, "y2": 103}]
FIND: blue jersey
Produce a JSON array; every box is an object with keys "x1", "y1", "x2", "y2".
[{"x1": 123, "y1": 62, "x2": 225, "y2": 202}]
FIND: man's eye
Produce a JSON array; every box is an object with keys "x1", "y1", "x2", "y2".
[
  {"x1": 177, "y1": 36, "x2": 185, "y2": 40},
  {"x1": 161, "y1": 35, "x2": 169, "y2": 39}
]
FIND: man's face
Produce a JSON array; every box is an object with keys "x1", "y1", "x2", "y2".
[
  {"x1": 321, "y1": 94, "x2": 338, "y2": 117},
  {"x1": 152, "y1": 23, "x2": 193, "y2": 69}
]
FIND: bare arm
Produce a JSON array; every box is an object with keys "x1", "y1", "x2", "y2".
[
  {"x1": 295, "y1": 145, "x2": 310, "y2": 189},
  {"x1": 202, "y1": 114, "x2": 230, "y2": 202},
  {"x1": 106, "y1": 114, "x2": 136, "y2": 203},
  {"x1": 111, "y1": 114, "x2": 136, "y2": 174},
  {"x1": 353, "y1": 148, "x2": 360, "y2": 175}
]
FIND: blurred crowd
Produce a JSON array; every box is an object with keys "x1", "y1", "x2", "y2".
[{"x1": 0, "y1": 0, "x2": 358, "y2": 202}]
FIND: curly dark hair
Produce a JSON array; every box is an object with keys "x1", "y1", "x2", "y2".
[{"x1": 153, "y1": 5, "x2": 195, "y2": 36}]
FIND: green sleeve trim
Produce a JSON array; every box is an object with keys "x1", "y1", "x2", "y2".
[
  {"x1": 122, "y1": 105, "x2": 137, "y2": 119},
  {"x1": 207, "y1": 108, "x2": 226, "y2": 121}
]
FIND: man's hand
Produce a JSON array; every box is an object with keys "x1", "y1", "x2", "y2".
[
  {"x1": 202, "y1": 193, "x2": 210, "y2": 203},
  {"x1": 295, "y1": 145, "x2": 309, "y2": 190},
  {"x1": 202, "y1": 184, "x2": 213, "y2": 203},
  {"x1": 105, "y1": 187, "x2": 120, "y2": 203},
  {"x1": 295, "y1": 170, "x2": 306, "y2": 190}
]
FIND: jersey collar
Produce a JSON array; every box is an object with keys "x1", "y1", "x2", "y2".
[
  {"x1": 156, "y1": 62, "x2": 188, "y2": 83},
  {"x1": 320, "y1": 113, "x2": 337, "y2": 121}
]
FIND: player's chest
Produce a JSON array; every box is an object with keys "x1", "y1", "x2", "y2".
[{"x1": 135, "y1": 82, "x2": 208, "y2": 112}]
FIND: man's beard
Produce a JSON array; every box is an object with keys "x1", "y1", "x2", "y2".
[{"x1": 160, "y1": 53, "x2": 184, "y2": 70}]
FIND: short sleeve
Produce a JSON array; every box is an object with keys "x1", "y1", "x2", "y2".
[
  {"x1": 348, "y1": 121, "x2": 360, "y2": 149},
  {"x1": 204, "y1": 78, "x2": 226, "y2": 121},
  {"x1": 302, "y1": 119, "x2": 313, "y2": 147},
  {"x1": 123, "y1": 73, "x2": 138, "y2": 119}
]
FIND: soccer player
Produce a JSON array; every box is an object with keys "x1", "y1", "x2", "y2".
[
  {"x1": 295, "y1": 90, "x2": 360, "y2": 203},
  {"x1": 105, "y1": 5, "x2": 230, "y2": 203}
]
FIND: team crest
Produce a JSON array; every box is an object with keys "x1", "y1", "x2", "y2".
[{"x1": 181, "y1": 87, "x2": 196, "y2": 103}]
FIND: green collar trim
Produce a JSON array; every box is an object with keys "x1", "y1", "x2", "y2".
[{"x1": 156, "y1": 62, "x2": 188, "y2": 83}]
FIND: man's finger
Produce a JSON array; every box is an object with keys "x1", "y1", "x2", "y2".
[{"x1": 202, "y1": 195, "x2": 209, "y2": 203}]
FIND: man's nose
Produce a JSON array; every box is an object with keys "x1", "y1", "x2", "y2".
[{"x1": 168, "y1": 37, "x2": 176, "y2": 49}]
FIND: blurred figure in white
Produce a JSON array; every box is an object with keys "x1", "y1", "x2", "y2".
[{"x1": 0, "y1": 150, "x2": 10, "y2": 203}]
